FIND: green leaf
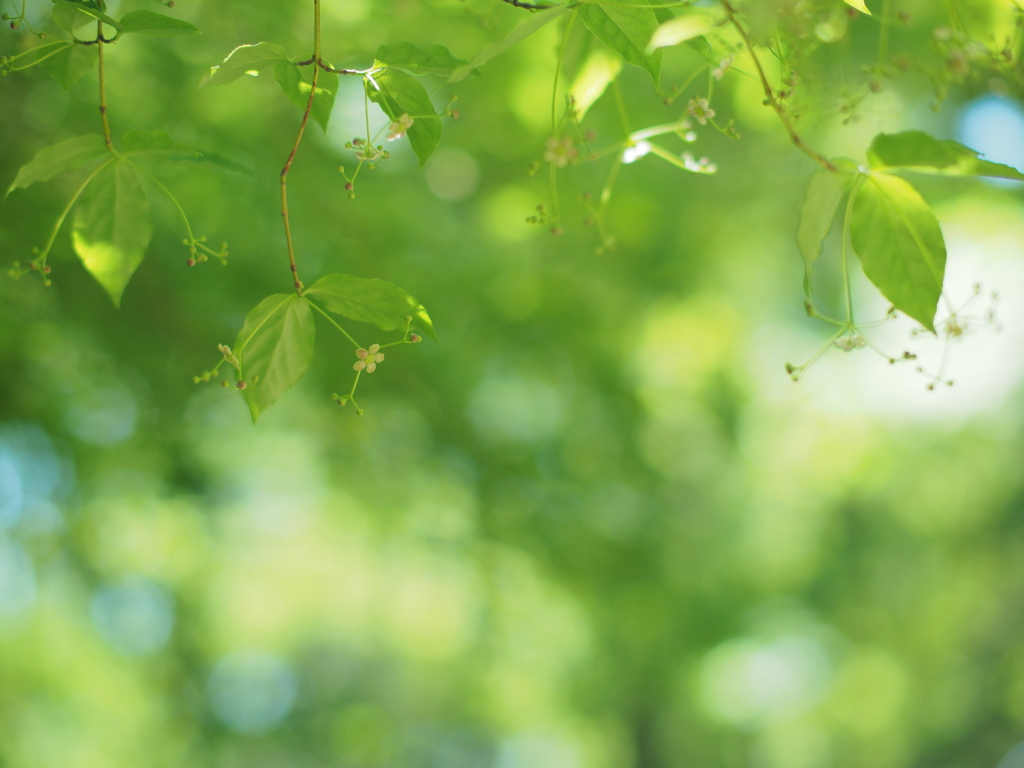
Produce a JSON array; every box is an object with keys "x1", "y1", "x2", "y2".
[
  {"x1": 71, "y1": 159, "x2": 153, "y2": 307},
  {"x1": 850, "y1": 173, "x2": 946, "y2": 332},
  {"x1": 51, "y1": 1, "x2": 92, "y2": 34},
  {"x1": 449, "y1": 5, "x2": 571, "y2": 83},
  {"x1": 797, "y1": 168, "x2": 854, "y2": 277},
  {"x1": 648, "y1": 10, "x2": 716, "y2": 50},
  {"x1": 233, "y1": 294, "x2": 316, "y2": 423},
  {"x1": 305, "y1": 274, "x2": 436, "y2": 341},
  {"x1": 7, "y1": 134, "x2": 109, "y2": 196},
  {"x1": 42, "y1": 42, "x2": 94, "y2": 90},
  {"x1": 51, "y1": 0, "x2": 120, "y2": 30},
  {"x1": 843, "y1": 0, "x2": 871, "y2": 14},
  {"x1": 117, "y1": 10, "x2": 200, "y2": 37},
  {"x1": 867, "y1": 131, "x2": 1024, "y2": 181},
  {"x1": 375, "y1": 42, "x2": 469, "y2": 78},
  {"x1": 568, "y1": 45, "x2": 622, "y2": 120},
  {"x1": 579, "y1": 1, "x2": 662, "y2": 88},
  {"x1": 200, "y1": 42, "x2": 290, "y2": 87},
  {"x1": 365, "y1": 67, "x2": 442, "y2": 166},
  {"x1": 121, "y1": 130, "x2": 250, "y2": 174},
  {"x1": 273, "y1": 61, "x2": 339, "y2": 133}
]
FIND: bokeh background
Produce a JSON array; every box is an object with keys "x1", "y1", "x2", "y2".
[{"x1": 3, "y1": 0, "x2": 1024, "y2": 766}]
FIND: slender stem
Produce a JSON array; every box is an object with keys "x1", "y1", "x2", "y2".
[
  {"x1": 841, "y1": 177, "x2": 863, "y2": 325},
  {"x1": 307, "y1": 298, "x2": 361, "y2": 348},
  {"x1": 551, "y1": 9, "x2": 577, "y2": 132},
  {"x1": 128, "y1": 160, "x2": 196, "y2": 242},
  {"x1": 280, "y1": 0, "x2": 322, "y2": 294},
  {"x1": 719, "y1": 0, "x2": 835, "y2": 172},
  {"x1": 97, "y1": 22, "x2": 112, "y2": 149}
]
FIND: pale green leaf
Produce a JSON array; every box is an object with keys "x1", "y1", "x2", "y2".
[
  {"x1": 867, "y1": 130, "x2": 1024, "y2": 181},
  {"x1": 71, "y1": 159, "x2": 153, "y2": 307},
  {"x1": 365, "y1": 67, "x2": 441, "y2": 166},
  {"x1": 851, "y1": 173, "x2": 946, "y2": 332},
  {"x1": 305, "y1": 274, "x2": 436, "y2": 341},
  {"x1": 117, "y1": 10, "x2": 200, "y2": 37},
  {"x1": 273, "y1": 61, "x2": 339, "y2": 133},
  {"x1": 51, "y1": 1, "x2": 92, "y2": 34},
  {"x1": 7, "y1": 134, "x2": 109, "y2": 196},
  {"x1": 200, "y1": 42, "x2": 290, "y2": 87},
  {"x1": 844, "y1": 0, "x2": 871, "y2": 14},
  {"x1": 568, "y1": 45, "x2": 622, "y2": 120},
  {"x1": 449, "y1": 5, "x2": 571, "y2": 83},
  {"x1": 42, "y1": 42, "x2": 93, "y2": 90},
  {"x1": 797, "y1": 168, "x2": 854, "y2": 275},
  {"x1": 51, "y1": 0, "x2": 120, "y2": 29},
  {"x1": 233, "y1": 294, "x2": 316, "y2": 423},
  {"x1": 648, "y1": 11, "x2": 716, "y2": 50},
  {"x1": 375, "y1": 42, "x2": 469, "y2": 77},
  {"x1": 579, "y1": 1, "x2": 662, "y2": 88}
]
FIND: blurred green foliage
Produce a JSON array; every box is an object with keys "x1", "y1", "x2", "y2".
[{"x1": 2, "y1": 1, "x2": 1024, "y2": 767}]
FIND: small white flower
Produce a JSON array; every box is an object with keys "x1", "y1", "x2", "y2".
[
  {"x1": 687, "y1": 97, "x2": 715, "y2": 126},
  {"x1": 386, "y1": 114, "x2": 414, "y2": 141},
  {"x1": 544, "y1": 136, "x2": 578, "y2": 168},
  {"x1": 353, "y1": 343, "x2": 385, "y2": 372},
  {"x1": 621, "y1": 140, "x2": 652, "y2": 164}
]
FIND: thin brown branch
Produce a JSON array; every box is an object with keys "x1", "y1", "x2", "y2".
[{"x1": 720, "y1": 0, "x2": 836, "y2": 172}]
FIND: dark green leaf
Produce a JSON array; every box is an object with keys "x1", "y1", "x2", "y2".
[
  {"x1": 71, "y1": 159, "x2": 153, "y2": 307},
  {"x1": 7, "y1": 134, "x2": 109, "y2": 196},
  {"x1": 850, "y1": 173, "x2": 946, "y2": 332},
  {"x1": 867, "y1": 130, "x2": 1024, "y2": 181},
  {"x1": 305, "y1": 274, "x2": 436, "y2": 341},
  {"x1": 121, "y1": 130, "x2": 251, "y2": 174},
  {"x1": 117, "y1": 10, "x2": 200, "y2": 37},
  {"x1": 273, "y1": 61, "x2": 338, "y2": 133},
  {"x1": 200, "y1": 42, "x2": 290, "y2": 87},
  {"x1": 449, "y1": 5, "x2": 571, "y2": 83},
  {"x1": 796, "y1": 168, "x2": 854, "y2": 279},
  {"x1": 42, "y1": 42, "x2": 94, "y2": 90},
  {"x1": 233, "y1": 294, "x2": 316, "y2": 423},
  {"x1": 51, "y1": 0, "x2": 120, "y2": 30},
  {"x1": 579, "y1": 1, "x2": 661, "y2": 88},
  {"x1": 375, "y1": 42, "x2": 469, "y2": 77},
  {"x1": 365, "y1": 67, "x2": 441, "y2": 167}
]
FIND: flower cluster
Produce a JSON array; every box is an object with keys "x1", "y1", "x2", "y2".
[{"x1": 681, "y1": 152, "x2": 717, "y2": 174}]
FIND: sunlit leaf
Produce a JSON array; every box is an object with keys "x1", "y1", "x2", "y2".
[
  {"x1": 851, "y1": 173, "x2": 945, "y2": 332},
  {"x1": 7, "y1": 134, "x2": 109, "y2": 196},
  {"x1": 867, "y1": 130, "x2": 1024, "y2": 181},
  {"x1": 305, "y1": 274, "x2": 436, "y2": 341},
  {"x1": 117, "y1": 10, "x2": 200, "y2": 37},
  {"x1": 200, "y1": 42, "x2": 290, "y2": 87},
  {"x1": 365, "y1": 67, "x2": 441, "y2": 166},
  {"x1": 71, "y1": 159, "x2": 153, "y2": 307},
  {"x1": 234, "y1": 294, "x2": 316, "y2": 423},
  {"x1": 375, "y1": 42, "x2": 469, "y2": 77},
  {"x1": 273, "y1": 61, "x2": 338, "y2": 133},
  {"x1": 449, "y1": 5, "x2": 571, "y2": 83},
  {"x1": 579, "y1": 0, "x2": 661, "y2": 88},
  {"x1": 648, "y1": 11, "x2": 717, "y2": 50},
  {"x1": 796, "y1": 166, "x2": 854, "y2": 288},
  {"x1": 568, "y1": 45, "x2": 622, "y2": 120},
  {"x1": 843, "y1": 0, "x2": 871, "y2": 14}
]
